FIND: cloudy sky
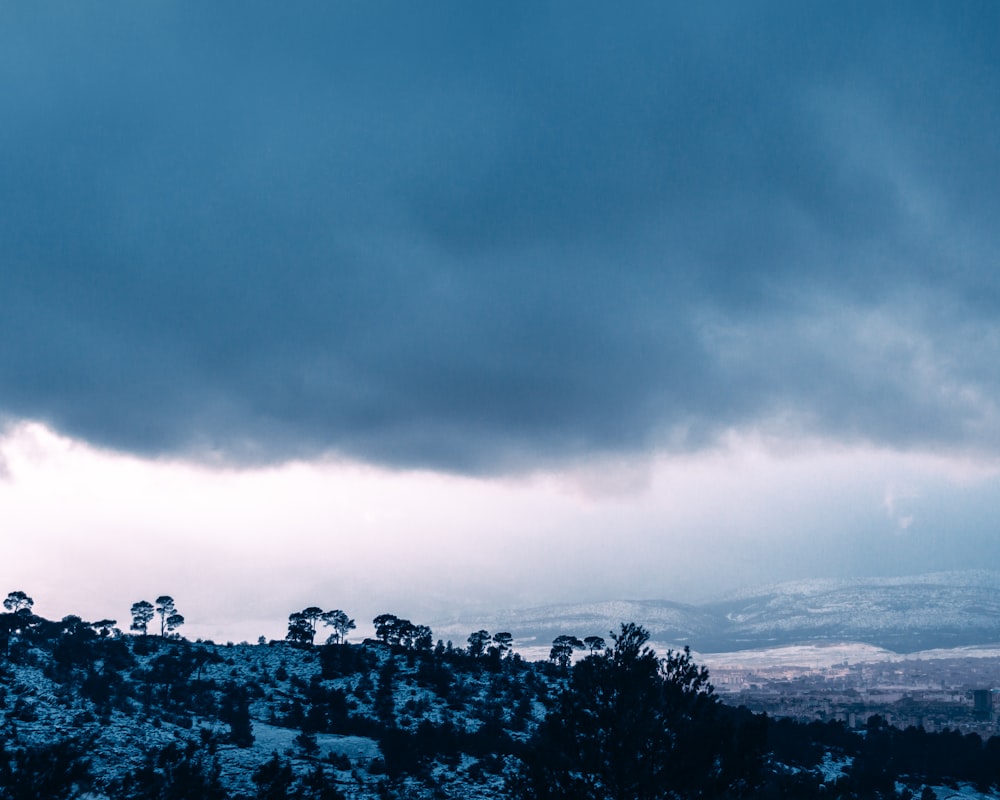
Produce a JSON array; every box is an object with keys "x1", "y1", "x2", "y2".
[{"x1": 2, "y1": 3, "x2": 1000, "y2": 642}]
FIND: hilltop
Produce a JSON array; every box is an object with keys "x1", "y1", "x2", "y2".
[{"x1": 3, "y1": 592, "x2": 1000, "y2": 798}]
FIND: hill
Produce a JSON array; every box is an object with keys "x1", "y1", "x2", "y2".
[
  {"x1": 3, "y1": 596, "x2": 1000, "y2": 798},
  {"x1": 434, "y1": 571, "x2": 1000, "y2": 653}
]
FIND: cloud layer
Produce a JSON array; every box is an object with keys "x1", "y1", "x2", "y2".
[{"x1": 3, "y1": 3, "x2": 1000, "y2": 472}]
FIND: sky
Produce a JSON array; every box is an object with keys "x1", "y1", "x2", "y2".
[{"x1": 2, "y1": 3, "x2": 1000, "y2": 643}]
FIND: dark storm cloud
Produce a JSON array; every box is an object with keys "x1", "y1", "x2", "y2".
[{"x1": 2, "y1": 2, "x2": 1000, "y2": 471}]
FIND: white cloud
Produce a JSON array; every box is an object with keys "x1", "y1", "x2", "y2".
[{"x1": 1, "y1": 422, "x2": 999, "y2": 643}]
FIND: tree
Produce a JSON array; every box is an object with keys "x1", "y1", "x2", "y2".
[
  {"x1": 0, "y1": 615, "x2": 16, "y2": 657},
  {"x1": 90, "y1": 619, "x2": 118, "y2": 639},
  {"x1": 154, "y1": 596, "x2": 184, "y2": 637},
  {"x1": 467, "y1": 629, "x2": 491, "y2": 658},
  {"x1": 221, "y1": 682, "x2": 254, "y2": 748},
  {"x1": 114, "y1": 742, "x2": 227, "y2": 800},
  {"x1": 130, "y1": 601, "x2": 154, "y2": 636},
  {"x1": 301, "y1": 607, "x2": 323, "y2": 639},
  {"x1": 320, "y1": 609, "x2": 356, "y2": 644},
  {"x1": 412, "y1": 624, "x2": 434, "y2": 651},
  {"x1": 373, "y1": 613, "x2": 401, "y2": 645},
  {"x1": 492, "y1": 632, "x2": 514, "y2": 659},
  {"x1": 0, "y1": 739, "x2": 92, "y2": 799},
  {"x1": 397, "y1": 619, "x2": 417, "y2": 649},
  {"x1": 285, "y1": 606, "x2": 325, "y2": 646},
  {"x1": 166, "y1": 612, "x2": 185, "y2": 635},
  {"x1": 583, "y1": 635, "x2": 605, "y2": 656},
  {"x1": 287, "y1": 612, "x2": 314, "y2": 646},
  {"x1": 372, "y1": 614, "x2": 430, "y2": 650},
  {"x1": 517, "y1": 623, "x2": 754, "y2": 800},
  {"x1": 549, "y1": 635, "x2": 584, "y2": 669},
  {"x1": 253, "y1": 753, "x2": 295, "y2": 800},
  {"x1": 3, "y1": 590, "x2": 33, "y2": 614},
  {"x1": 1, "y1": 591, "x2": 36, "y2": 656},
  {"x1": 300, "y1": 763, "x2": 347, "y2": 800}
]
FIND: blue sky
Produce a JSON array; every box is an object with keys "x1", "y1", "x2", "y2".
[{"x1": 2, "y1": 3, "x2": 1000, "y2": 641}]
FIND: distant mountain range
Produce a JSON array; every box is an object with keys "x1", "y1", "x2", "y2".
[{"x1": 433, "y1": 571, "x2": 1000, "y2": 653}]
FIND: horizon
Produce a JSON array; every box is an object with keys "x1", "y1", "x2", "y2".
[
  {"x1": 3, "y1": 4, "x2": 1000, "y2": 647},
  {"x1": 8, "y1": 547, "x2": 1000, "y2": 648}
]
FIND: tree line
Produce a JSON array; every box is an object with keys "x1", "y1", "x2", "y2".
[{"x1": 6, "y1": 590, "x2": 613, "y2": 668}]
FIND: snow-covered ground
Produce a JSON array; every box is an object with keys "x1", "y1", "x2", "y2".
[
  {"x1": 699, "y1": 641, "x2": 1000, "y2": 670},
  {"x1": 5, "y1": 625, "x2": 1000, "y2": 799}
]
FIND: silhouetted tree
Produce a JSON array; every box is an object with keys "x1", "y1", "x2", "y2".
[
  {"x1": 412, "y1": 624, "x2": 434, "y2": 651},
  {"x1": 301, "y1": 606, "x2": 323, "y2": 637},
  {"x1": 287, "y1": 606, "x2": 325, "y2": 646},
  {"x1": 492, "y1": 632, "x2": 514, "y2": 659},
  {"x1": 397, "y1": 619, "x2": 418, "y2": 648},
  {"x1": 549, "y1": 635, "x2": 584, "y2": 669},
  {"x1": 155, "y1": 595, "x2": 185, "y2": 637},
  {"x1": 373, "y1": 613, "x2": 402, "y2": 645},
  {"x1": 371, "y1": 614, "x2": 431, "y2": 650},
  {"x1": 370, "y1": 612, "x2": 391, "y2": 643},
  {"x1": 3, "y1": 591, "x2": 33, "y2": 614},
  {"x1": 287, "y1": 611, "x2": 314, "y2": 646},
  {"x1": 468, "y1": 629, "x2": 491, "y2": 658},
  {"x1": 0, "y1": 594, "x2": 35, "y2": 657},
  {"x1": 130, "y1": 601, "x2": 154, "y2": 636},
  {"x1": 583, "y1": 635, "x2": 605, "y2": 656},
  {"x1": 320, "y1": 609, "x2": 356, "y2": 644}
]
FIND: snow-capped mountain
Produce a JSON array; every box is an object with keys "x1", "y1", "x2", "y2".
[
  {"x1": 704, "y1": 571, "x2": 1000, "y2": 652},
  {"x1": 432, "y1": 599, "x2": 715, "y2": 653},
  {"x1": 435, "y1": 571, "x2": 1000, "y2": 653}
]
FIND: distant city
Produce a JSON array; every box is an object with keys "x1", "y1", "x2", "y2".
[{"x1": 712, "y1": 653, "x2": 1000, "y2": 737}]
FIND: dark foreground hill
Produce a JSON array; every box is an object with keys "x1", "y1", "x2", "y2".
[{"x1": 3, "y1": 604, "x2": 1000, "y2": 798}]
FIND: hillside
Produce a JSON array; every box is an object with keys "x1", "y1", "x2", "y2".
[{"x1": 3, "y1": 598, "x2": 1000, "y2": 798}]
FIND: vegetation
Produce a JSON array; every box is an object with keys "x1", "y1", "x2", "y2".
[
  {"x1": 155, "y1": 595, "x2": 186, "y2": 637},
  {"x1": 130, "y1": 600, "x2": 155, "y2": 636},
  {"x1": 2, "y1": 589, "x2": 1000, "y2": 799},
  {"x1": 516, "y1": 623, "x2": 748, "y2": 799}
]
